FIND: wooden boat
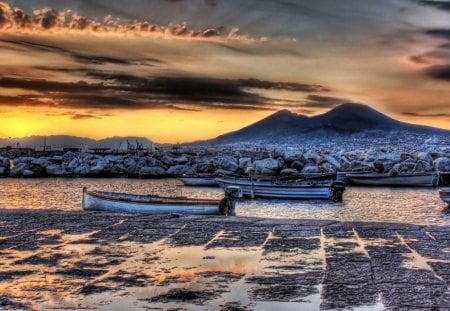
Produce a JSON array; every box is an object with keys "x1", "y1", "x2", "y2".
[
  {"x1": 82, "y1": 187, "x2": 224, "y2": 215},
  {"x1": 215, "y1": 177, "x2": 345, "y2": 201},
  {"x1": 439, "y1": 188, "x2": 450, "y2": 206},
  {"x1": 346, "y1": 172, "x2": 439, "y2": 187}
]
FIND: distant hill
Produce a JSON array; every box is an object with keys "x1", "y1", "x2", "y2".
[
  {"x1": 0, "y1": 135, "x2": 154, "y2": 150},
  {"x1": 194, "y1": 103, "x2": 450, "y2": 146}
]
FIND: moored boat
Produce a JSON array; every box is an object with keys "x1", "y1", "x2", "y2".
[
  {"x1": 439, "y1": 188, "x2": 450, "y2": 206},
  {"x1": 345, "y1": 172, "x2": 439, "y2": 187},
  {"x1": 215, "y1": 177, "x2": 345, "y2": 201},
  {"x1": 82, "y1": 187, "x2": 236, "y2": 215}
]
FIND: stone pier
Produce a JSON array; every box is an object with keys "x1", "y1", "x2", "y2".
[{"x1": 0, "y1": 210, "x2": 449, "y2": 310}]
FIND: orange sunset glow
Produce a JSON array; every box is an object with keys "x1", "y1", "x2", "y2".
[{"x1": 0, "y1": 0, "x2": 449, "y2": 143}]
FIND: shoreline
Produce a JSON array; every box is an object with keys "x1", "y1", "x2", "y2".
[
  {"x1": 0, "y1": 207, "x2": 448, "y2": 228},
  {"x1": 1, "y1": 210, "x2": 449, "y2": 309}
]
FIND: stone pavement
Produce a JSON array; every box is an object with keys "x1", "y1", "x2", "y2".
[{"x1": 0, "y1": 210, "x2": 449, "y2": 310}]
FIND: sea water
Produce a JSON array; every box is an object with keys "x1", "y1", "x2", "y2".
[{"x1": 0, "y1": 178, "x2": 448, "y2": 226}]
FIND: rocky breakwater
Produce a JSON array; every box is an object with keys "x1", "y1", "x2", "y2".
[{"x1": 1, "y1": 146, "x2": 450, "y2": 178}]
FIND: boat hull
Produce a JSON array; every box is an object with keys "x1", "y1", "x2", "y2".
[
  {"x1": 179, "y1": 177, "x2": 218, "y2": 187},
  {"x1": 439, "y1": 188, "x2": 450, "y2": 203},
  {"x1": 82, "y1": 188, "x2": 222, "y2": 215},
  {"x1": 216, "y1": 178, "x2": 333, "y2": 199},
  {"x1": 346, "y1": 173, "x2": 438, "y2": 187}
]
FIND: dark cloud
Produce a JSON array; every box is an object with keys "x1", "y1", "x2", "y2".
[
  {"x1": 410, "y1": 49, "x2": 450, "y2": 64},
  {"x1": 402, "y1": 111, "x2": 450, "y2": 117},
  {"x1": 410, "y1": 55, "x2": 430, "y2": 64},
  {"x1": 415, "y1": 0, "x2": 450, "y2": 11},
  {"x1": 424, "y1": 29, "x2": 450, "y2": 40},
  {"x1": 0, "y1": 73, "x2": 330, "y2": 111},
  {"x1": 166, "y1": 105, "x2": 201, "y2": 112},
  {"x1": 304, "y1": 94, "x2": 350, "y2": 108},
  {"x1": 0, "y1": 94, "x2": 50, "y2": 106},
  {"x1": 0, "y1": 39, "x2": 164, "y2": 66},
  {"x1": 239, "y1": 78, "x2": 329, "y2": 92},
  {"x1": 425, "y1": 64, "x2": 450, "y2": 81},
  {"x1": 412, "y1": 28, "x2": 450, "y2": 81},
  {"x1": 69, "y1": 113, "x2": 102, "y2": 120}
]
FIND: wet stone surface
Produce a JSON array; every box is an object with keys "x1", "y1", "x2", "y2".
[{"x1": 0, "y1": 210, "x2": 449, "y2": 310}]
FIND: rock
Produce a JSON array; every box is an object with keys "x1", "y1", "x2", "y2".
[
  {"x1": 0, "y1": 167, "x2": 6, "y2": 176},
  {"x1": 434, "y1": 157, "x2": 450, "y2": 172},
  {"x1": 413, "y1": 160, "x2": 432, "y2": 172},
  {"x1": 374, "y1": 152, "x2": 401, "y2": 163},
  {"x1": 0, "y1": 156, "x2": 10, "y2": 168},
  {"x1": 173, "y1": 155, "x2": 189, "y2": 165},
  {"x1": 260, "y1": 168, "x2": 277, "y2": 175},
  {"x1": 343, "y1": 150, "x2": 363, "y2": 162},
  {"x1": 253, "y1": 158, "x2": 280, "y2": 173},
  {"x1": 350, "y1": 161, "x2": 374, "y2": 171},
  {"x1": 214, "y1": 156, "x2": 239, "y2": 172},
  {"x1": 46, "y1": 164, "x2": 68, "y2": 176},
  {"x1": 67, "y1": 158, "x2": 79, "y2": 171},
  {"x1": 89, "y1": 160, "x2": 108, "y2": 175},
  {"x1": 22, "y1": 169, "x2": 36, "y2": 177},
  {"x1": 400, "y1": 153, "x2": 414, "y2": 162},
  {"x1": 283, "y1": 150, "x2": 303, "y2": 162},
  {"x1": 373, "y1": 160, "x2": 395, "y2": 174},
  {"x1": 390, "y1": 160, "x2": 415, "y2": 174},
  {"x1": 161, "y1": 154, "x2": 175, "y2": 166},
  {"x1": 31, "y1": 157, "x2": 50, "y2": 168},
  {"x1": 62, "y1": 152, "x2": 77, "y2": 162},
  {"x1": 416, "y1": 152, "x2": 432, "y2": 164},
  {"x1": 323, "y1": 155, "x2": 341, "y2": 170},
  {"x1": 139, "y1": 166, "x2": 166, "y2": 177},
  {"x1": 304, "y1": 151, "x2": 321, "y2": 163},
  {"x1": 238, "y1": 157, "x2": 252, "y2": 170},
  {"x1": 13, "y1": 157, "x2": 33, "y2": 165},
  {"x1": 10, "y1": 163, "x2": 28, "y2": 176},
  {"x1": 167, "y1": 165, "x2": 194, "y2": 175},
  {"x1": 280, "y1": 168, "x2": 298, "y2": 175},
  {"x1": 143, "y1": 157, "x2": 164, "y2": 168},
  {"x1": 291, "y1": 160, "x2": 305, "y2": 171},
  {"x1": 193, "y1": 161, "x2": 214, "y2": 173},
  {"x1": 214, "y1": 168, "x2": 234, "y2": 176},
  {"x1": 29, "y1": 164, "x2": 46, "y2": 176},
  {"x1": 124, "y1": 157, "x2": 137, "y2": 169},
  {"x1": 74, "y1": 164, "x2": 91, "y2": 175},
  {"x1": 51, "y1": 155, "x2": 63, "y2": 164},
  {"x1": 301, "y1": 164, "x2": 320, "y2": 174},
  {"x1": 110, "y1": 164, "x2": 127, "y2": 175},
  {"x1": 349, "y1": 160, "x2": 363, "y2": 171},
  {"x1": 340, "y1": 157, "x2": 352, "y2": 171},
  {"x1": 364, "y1": 149, "x2": 384, "y2": 162},
  {"x1": 319, "y1": 162, "x2": 336, "y2": 173}
]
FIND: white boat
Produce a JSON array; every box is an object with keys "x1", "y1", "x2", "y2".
[
  {"x1": 215, "y1": 177, "x2": 345, "y2": 201},
  {"x1": 179, "y1": 176, "x2": 218, "y2": 187},
  {"x1": 439, "y1": 188, "x2": 450, "y2": 206},
  {"x1": 346, "y1": 172, "x2": 439, "y2": 187},
  {"x1": 82, "y1": 187, "x2": 225, "y2": 215}
]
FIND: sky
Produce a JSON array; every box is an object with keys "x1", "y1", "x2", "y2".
[{"x1": 0, "y1": 0, "x2": 449, "y2": 143}]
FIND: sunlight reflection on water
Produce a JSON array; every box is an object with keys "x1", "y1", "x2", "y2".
[{"x1": 0, "y1": 178, "x2": 448, "y2": 225}]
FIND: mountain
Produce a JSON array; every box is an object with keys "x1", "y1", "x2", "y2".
[
  {"x1": 196, "y1": 103, "x2": 450, "y2": 146},
  {"x1": 0, "y1": 135, "x2": 154, "y2": 150}
]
